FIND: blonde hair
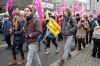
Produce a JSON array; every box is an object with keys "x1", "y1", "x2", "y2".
[
  {"x1": 13, "y1": 16, "x2": 19, "y2": 30},
  {"x1": 64, "y1": 8, "x2": 72, "y2": 16}
]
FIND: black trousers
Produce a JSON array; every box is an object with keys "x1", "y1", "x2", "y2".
[
  {"x1": 46, "y1": 37, "x2": 58, "y2": 48},
  {"x1": 12, "y1": 44, "x2": 25, "y2": 60},
  {"x1": 77, "y1": 38, "x2": 86, "y2": 50},
  {"x1": 5, "y1": 35, "x2": 12, "y2": 47},
  {"x1": 86, "y1": 32, "x2": 89, "y2": 44},
  {"x1": 92, "y1": 41, "x2": 100, "y2": 57},
  {"x1": 75, "y1": 31, "x2": 78, "y2": 46},
  {"x1": 58, "y1": 33, "x2": 63, "y2": 41},
  {"x1": 89, "y1": 30, "x2": 93, "y2": 43}
]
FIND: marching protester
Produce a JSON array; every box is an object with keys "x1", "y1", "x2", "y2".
[
  {"x1": 59, "y1": 8, "x2": 78, "y2": 65},
  {"x1": 57, "y1": 15, "x2": 63, "y2": 41},
  {"x1": 92, "y1": 15, "x2": 100, "y2": 58},
  {"x1": 2, "y1": 12, "x2": 12, "y2": 50},
  {"x1": 75, "y1": 14, "x2": 81, "y2": 47},
  {"x1": 24, "y1": 6, "x2": 42, "y2": 66},
  {"x1": 45, "y1": 15, "x2": 59, "y2": 55},
  {"x1": 85, "y1": 16, "x2": 90, "y2": 44},
  {"x1": 8, "y1": 10, "x2": 26, "y2": 66},
  {"x1": 76, "y1": 17, "x2": 89, "y2": 51},
  {"x1": 89, "y1": 15, "x2": 95, "y2": 43},
  {"x1": 75, "y1": 14, "x2": 81, "y2": 24},
  {"x1": 1, "y1": 0, "x2": 100, "y2": 66}
]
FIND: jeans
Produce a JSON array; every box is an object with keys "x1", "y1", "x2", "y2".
[
  {"x1": 26, "y1": 44, "x2": 42, "y2": 66},
  {"x1": 63, "y1": 35, "x2": 74, "y2": 61}
]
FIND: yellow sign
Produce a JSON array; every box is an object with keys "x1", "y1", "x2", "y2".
[{"x1": 47, "y1": 18, "x2": 61, "y2": 36}]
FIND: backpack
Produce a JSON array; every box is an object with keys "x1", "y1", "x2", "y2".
[{"x1": 92, "y1": 21, "x2": 100, "y2": 39}]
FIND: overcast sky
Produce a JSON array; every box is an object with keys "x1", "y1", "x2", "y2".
[{"x1": 77, "y1": 0, "x2": 90, "y2": 3}]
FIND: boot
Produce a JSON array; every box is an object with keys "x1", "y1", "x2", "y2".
[
  {"x1": 45, "y1": 48, "x2": 51, "y2": 55},
  {"x1": 58, "y1": 58, "x2": 65, "y2": 66},
  {"x1": 8, "y1": 59, "x2": 17, "y2": 66},
  {"x1": 17, "y1": 59, "x2": 26, "y2": 65}
]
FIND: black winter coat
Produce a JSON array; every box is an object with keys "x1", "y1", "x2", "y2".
[{"x1": 13, "y1": 19, "x2": 25, "y2": 44}]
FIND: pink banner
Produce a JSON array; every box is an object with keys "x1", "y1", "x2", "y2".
[
  {"x1": 6, "y1": 0, "x2": 13, "y2": 11},
  {"x1": 54, "y1": 2, "x2": 69, "y2": 16},
  {"x1": 34, "y1": 0, "x2": 44, "y2": 21}
]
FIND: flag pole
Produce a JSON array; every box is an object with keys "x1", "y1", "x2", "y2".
[{"x1": 81, "y1": 2, "x2": 84, "y2": 20}]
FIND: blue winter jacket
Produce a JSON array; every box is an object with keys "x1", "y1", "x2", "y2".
[{"x1": 2, "y1": 19, "x2": 12, "y2": 37}]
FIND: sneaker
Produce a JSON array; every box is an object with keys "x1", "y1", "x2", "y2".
[
  {"x1": 17, "y1": 59, "x2": 26, "y2": 65},
  {"x1": 8, "y1": 59, "x2": 17, "y2": 66},
  {"x1": 45, "y1": 52, "x2": 51, "y2": 55},
  {"x1": 45, "y1": 48, "x2": 51, "y2": 55},
  {"x1": 55, "y1": 47, "x2": 59, "y2": 53}
]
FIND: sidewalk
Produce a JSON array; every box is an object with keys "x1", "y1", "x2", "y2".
[
  {"x1": 50, "y1": 44, "x2": 100, "y2": 66},
  {"x1": 64, "y1": 44, "x2": 100, "y2": 66}
]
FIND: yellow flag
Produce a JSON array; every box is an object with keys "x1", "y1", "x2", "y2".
[{"x1": 47, "y1": 18, "x2": 61, "y2": 36}]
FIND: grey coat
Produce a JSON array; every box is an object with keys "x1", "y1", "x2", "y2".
[{"x1": 61, "y1": 16, "x2": 78, "y2": 37}]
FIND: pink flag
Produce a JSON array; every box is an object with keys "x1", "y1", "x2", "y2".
[
  {"x1": 94, "y1": 11, "x2": 100, "y2": 18},
  {"x1": 74, "y1": 1, "x2": 80, "y2": 16},
  {"x1": 85, "y1": 11, "x2": 90, "y2": 16},
  {"x1": 34, "y1": 0, "x2": 44, "y2": 21},
  {"x1": 13, "y1": 0, "x2": 17, "y2": 2},
  {"x1": 54, "y1": 2, "x2": 69, "y2": 16},
  {"x1": 6, "y1": 0, "x2": 13, "y2": 11}
]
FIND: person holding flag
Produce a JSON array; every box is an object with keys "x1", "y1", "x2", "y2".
[{"x1": 45, "y1": 15, "x2": 59, "y2": 55}]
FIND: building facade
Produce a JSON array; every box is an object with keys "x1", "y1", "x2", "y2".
[{"x1": 0, "y1": 0, "x2": 99, "y2": 13}]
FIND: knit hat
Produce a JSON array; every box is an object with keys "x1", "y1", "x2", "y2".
[
  {"x1": 3, "y1": 11, "x2": 9, "y2": 16},
  {"x1": 25, "y1": 6, "x2": 33, "y2": 12}
]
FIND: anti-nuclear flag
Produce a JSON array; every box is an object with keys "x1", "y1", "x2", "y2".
[{"x1": 47, "y1": 18, "x2": 61, "y2": 37}]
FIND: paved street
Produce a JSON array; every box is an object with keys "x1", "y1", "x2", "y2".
[
  {"x1": 50, "y1": 43, "x2": 100, "y2": 66},
  {"x1": 0, "y1": 34, "x2": 64, "y2": 66},
  {"x1": 63, "y1": 44, "x2": 100, "y2": 66},
  {"x1": 0, "y1": 34, "x2": 100, "y2": 66}
]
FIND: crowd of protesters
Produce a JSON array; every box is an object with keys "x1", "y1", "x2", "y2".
[{"x1": 0, "y1": 4, "x2": 100, "y2": 66}]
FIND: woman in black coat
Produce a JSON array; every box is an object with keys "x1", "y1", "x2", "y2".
[
  {"x1": 8, "y1": 14, "x2": 26, "y2": 66},
  {"x1": 92, "y1": 15, "x2": 100, "y2": 58}
]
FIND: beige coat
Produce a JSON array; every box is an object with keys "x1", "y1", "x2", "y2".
[{"x1": 76, "y1": 21, "x2": 89, "y2": 38}]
